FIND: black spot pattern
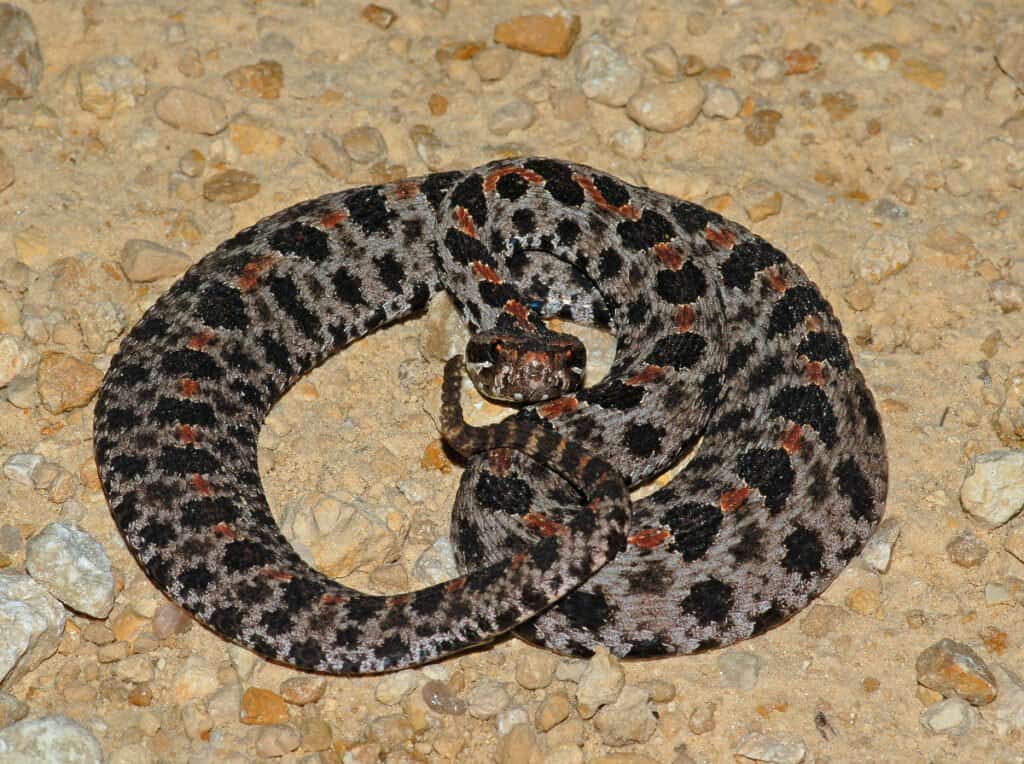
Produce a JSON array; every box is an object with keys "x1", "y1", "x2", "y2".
[
  {"x1": 782, "y1": 527, "x2": 824, "y2": 578},
  {"x1": 270, "y1": 222, "x2": 330, "y2": 263},
  {"x1": 617, "y1": 210, "x2": 675, "y2": 250},
  {"x1": 682, "y1": 579, "x2": 734, "y2": 625},
  {"x1": 655, "y1": 261, "x2": 706, "y2": 304},
  {"x1": 664, "y1": 502, "x2": 722, "y2": 561}
]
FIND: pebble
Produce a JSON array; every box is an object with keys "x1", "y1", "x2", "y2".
[
  {"x1": 515, "y1": 651, "x2": 556, "y2": 690},
  {"x1": 493, "y1": 13, "x2": 580, "y2": 59},
  {"x1": 688, "y1": 701, "x2": 717, "y2": 734},
  {"x1": 229, "y1": 119, "x2": 283, "y2": 157},
  {"x1": 920, "y1": 697, "x2": 976, "y2": 736},
  {"x1": 702, "y1": 84, "x2": 742, "y2": 119},
  {"x1": 497, "y1": 723, "x2": 543, "y2": 764},
  {"x1": 496, "y1": 705, "x2": 531, "y2": 736},
  {"x1": 640, "y1": 678, "x2": 675, "y2": 703},
  {"x1": 112, "y1": 654, "x2": 153, "y2": 684},
  {"x1": 960, "y1": 450, "x2": 1024, "y2": 527},
  {"x1": 154, "y1": 87, "x2": 228, "y2": 135},
  {"x1": 0, "y1": 690, "x2": 28, "y2": 727},
  {"x1": 374, "y1": 670, "x2": 418, "y2": 705},
  {"x1": 0, "y1": 147, "x2": 13, "y2": 192},
  {"x1": 718, "y1": 650, "x2": 764, "y2": 691},
  {"x1": 411, "y1": 536, "x2": 458, "y2": 584},
  {"x1": 488, "y1": 100, "x2": 536, "y2": 135},
  {"x1": 0, "y1": 571, "x2": 66, "y2": 689},
  {"x1": 945, "y1": 531, "x2": 988, "y2": 568},
  {"x1": 981, "y1": 664, "x2": 1024, "y2": 736},
  {"x1": 744, "y1": 109, "x2": 782, "y2": 146},
  {"x1": 25, "y1": 522, "x2": 114, "y2": 618},
  {"x1": 171, "y1": 655, "x2": 220, "y2": 702},
  {"x1": 37, "y1": 353, "x2": 103, "y2": 414},
  {"x1": 341, "y1": 125, "x2": 387, "y2": 164},
  {"x1": 901, "y1": 58, "x2": 946, "y2": 90},
  {"x1": 202, "y1": 169, "x2": 260, "y2": 203},
  {"x1": 181, "y1": 700, "x2": 212, "y2": 741},
  {"x1": 421, "y1": 679, "x2": 465, "y2": 715},
  {"x1": 368, "y1": 713, "x2": 413, "y2": 751},
  {"x1": 241, "y1": 687, "x2": 290, "y2": 725},
  {"x1": 821, "y1": 90, "x2": 858, "y2": 121},
  {"x1": 255, "y1": 723, "x2": 301, "y2": 757},
  {"x1": 0, "y1": 715, "x2": 103, "y2": 763},
  {"x1": 735, "y1": 731, "x2": 806, "y2": 764},
  {"x1": 151, "y1": 601, "x2": 192, "y2": 639},
  {"x1": 466, "y1": 679, "x2": 510, "y2": 720},
  {"x1": 299, "y1": 716, "x2": 333, "y2": 751},
  {"x1": 643, "y1": 42, "x2": 679, "y2": 77},
  {"x1": 409, "y1": 125, "x2": 450, "y2": 171},
  {"x1": 307, "y1": 132, "x2": 352, "y2": 179},
  {"x1": 535, "y1": 691, "x2": 571, "y2": 731},
  {"x1": 861, "y1": 517, "x2": 900, "y2": 573},
  {"x1": 362, "y1": 4, "x2": 397, "y2": 30},
  {"x1": 990, "y1": 280, "x2": 1024, "y2": 313},
  {"x1": 857, "y1": 233, "x2": 911, "y2": 283},
  {"x1": 745, "y1": 186, "x2": 783, "y2": 222},
  {"x1": 120, "y1": 239, "x2": 191, "y2": 283},
  {"x1": 0, "y1": 334, "x2": 31, "y2": 388},
  {"x1": 575, "y1": 647, "x2": 624, "y2": 719},
  {"x1": 0, "y1": 3, "x2": 43, "y2": 101},
  {"x1": 915, "y1": 638, "x2": 998, "y2": 706},
  {"x1": 279, "y1": 675, "x2": 326, "y2": 706},
  {"x1": 472, "y1": 46, "x2": 513, "y2": 81},
  {"x1": 610, "y1": 125, "x2": 645, "y2": 159},
  {"x1": 575, "y1": 34, "x2": 643, "y2": 107},
  {"x1": 627, "y1": 80, "x2": 704, "y2": 132},
  {"x1": 593, "y1": 686, "x2": 657, "y2": 746},
  {"x1": 224, "y1": 59, "x2": 284, "y2": 99},
  {"x1": 77, "y1": 56, "x2": 146, "y2": 118}
]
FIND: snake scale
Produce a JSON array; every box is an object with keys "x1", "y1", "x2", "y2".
[{"x1": 93, "y1": 157, "x2": 887, "y2": 674}]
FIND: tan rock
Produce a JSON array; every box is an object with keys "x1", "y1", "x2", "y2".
[
  {"x1": 240, "y1": 687, "x2": 289, "y2": 725},
  {"x1": 224, "y1": 60, "x2": 284, "y2": 99},
  {"x1": 494, "y1": 13, "x2": 580, "y2": 58},
  {"x1": 203, "y1": 170, "x2": 260, "y2": 203},
  {"x1": 155, "y1": 88, "x2": 228, "y2": 135},
  {"x1": 37, "y1": 353, "x2": 103, "y2": 414},
  {"x1": 120, "y1": 239, "x2": 192, "y2": 283}
]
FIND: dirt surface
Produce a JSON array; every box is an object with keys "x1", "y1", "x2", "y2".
[{"x1": 1, "y1": 1, "x2": 1024, "y2": 762}]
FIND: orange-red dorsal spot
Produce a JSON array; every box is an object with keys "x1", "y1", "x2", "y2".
[
  {"x1": 540, "y1": 396, "x2": 579, "y2": 419},
  {"x1": 321, "y1": 593, "x2": 349, "y2": 606},
  {"x1": 320, "y1": 209, "x2": 349, "y2": 228},
  {"x1": 523, "y1": 512, "x2": 567, "y2": 538},
  {"x1": 262, "y1": 567, "x2": 294, "y2": 582},
  {"x1": 571, "y1": 172, "x2": 641, "y2": 221},
  {"x1": 386, "y1": 593, "x2": 412, "y2": 607},
  {"x1": 765, "y1": 267, "x2": 788, "y2": 293},
  {"x1": 188, "y1": 331, "x2": 216, "y2": 350},
  {"x1": 653, "y1": 242, "x2": 684, "y2": 270},
  {"x1": 628, "y1": 528, "x2": 671, "y2": 550},
  {"x1": 510, "y1": 551, "x2": 529, "y2": 568},
  {"x1": 212, "y1": 522, "x2": 236, "y2": 539},
  {"x1": 804, "y1": 360, "x2": 826, "y2": 386},
  {"x1": 804, "y1": 314, "x2": 824, "y2": 333},
  {"x1": 455, "y1": 206, "x2": 477, "y2": 238},
  {"x1": 628, "y1": 365, "x2": 664, "y2": 386},
  {"x1": 674, "y1": 305, "x2": 697, "y2": 333},
  {"x1": 472, "y1": 261, "x2": 502, "y2": 283},
  {"x1": 487, "y1": 448, "x2": 513, "y2": 475},
  {"x1": 719, "y1": 487, "x2": 750, "y2": 513},
  {"x1": 190, "y1": 474, "x2": 213, "y2": 496},
  {"x1": 179, "y1": 378, "x2": 199, "y2": 397},
  {"x1": 238, "y1": 256, "x2": 277, "y2": 291},
  {"x1": 781, "y1": 423, "x2": 804, "y2": 454},
  {"x1": 483, "y1": 166, "x2": 544, "y2": 193},
  {"x1": 503, "y1": 299, "x2": 533, "y2": 328},
  {"x1": 705, "y1": 226, "x2": 737, "y2": 250},
  {"x1": 176, "y1": 424, "x2": 198, "y2": 445},
  {"x1": 391, "y1": 181, "x2": 421, "y2": 200},
  {"x1": 446, "y1": 577, "x2": 467, "y2": 594}
]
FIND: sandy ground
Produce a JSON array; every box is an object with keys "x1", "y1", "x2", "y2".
[{"x1": 1, "y1": 0, "x2": 1024, "y2": 762}]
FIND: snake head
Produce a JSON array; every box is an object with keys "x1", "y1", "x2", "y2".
[{"x1": 465, "y1": 329, "x2": 586, "y2": 403}]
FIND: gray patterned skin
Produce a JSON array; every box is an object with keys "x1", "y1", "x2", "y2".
[{"x1": 94, "y1": 157, "x2": 887, "y2": 674}]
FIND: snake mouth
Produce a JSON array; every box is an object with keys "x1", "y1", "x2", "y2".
[{"x1": 465, "y1": 329, "x2": 586, "y2": 403}]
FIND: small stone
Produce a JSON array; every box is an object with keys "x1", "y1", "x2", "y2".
[
  {"x1": 342, "y1": 125, "x2": 387, "y2": 164},
  {"x1": 627, "y1": 80, "x2": 704, "y2": 132},
  {"x1": 610, "y1": 125, "x2": 645, "y2": 159},
  {"x1": 241, "y1": 687, "x2": 290, "y2": 725},
  {"x1": 255, "y1": 723, "x2": 301, "y2": 757},
  {"x1": 0, "y1": 3, "x2": 43, "y2": 101},
  {"x1": 550, "y1": 88, "x2": 589, "y2": 122},
  {"x1": 512, "y1": 651, "x2": 555, "y2": 691},
  {"x1": 120, "y1": 239, "x2": 192, "y2": 282},
  {"x1": 0, "y1": 147, "x2": 12, "y2": 192},
  {"x1": 25, "y1": 522, "x2": 114, "y2": 618},
  {"x1": 498, "y1": 723, "x2": 543, "y2": 764},
  {"x1": 409, "y1": 125, "x2": 450, "y2": 171},
  {"x1": 576, "y1": 647, "x2": 624, "y2": 719},
  {"x1": 745, "y1": 188, "x2": 782, "y2": 222},
  {"x1": 299, "y1": 716, "x2": 332, "y2": 751},
  {"x1": 990, "y1": 281, "x2": 1024, "y2": 313},
  {"x1": 3, "y1": 453, "x2": 41, "y2": 486},
  {"x1": 279, "y1": 675, "x2": 327, "y2": 706},
  {"x1": 154, "y1": 88, "x2": 228, "y2": 135},
  {"x1": 916, "y1": 639, "x2": 998, "y2": 706},
  {"x1": 37, "y1": 353, "x2": 103, "y2": 414},
  {"x1": 172, "y1": 655, "x2": 220, "y2": 702},
  {"x1": 181, "y1": 700, "x2": 213, "y2": 741},
  {"x1": 202, "y1": 170, "x2": 260, "y2": 203},
  {"x1": 473, "y1": 47, "x2": 513, "y2": 81},
  {"x1": 920, "y1": 697, "x2": 975, "y2": 736},
  {"x1": 745, "y1": 109, "x2": 782, "y2": 146},
  {"x1": 857, "y1": 233, "x2": 911, "y2": 283},
  {"x1": 0, "y1": 715, "x2": 102, "y2": 763},
  {"x1": 151, "y1": 601, "x2": 192, "y2": 639},
  {"x1": 428, "y1": 93, "x2": 447, "y2": 115},
  {"x1": 0, "y1": 334, "x2": 31, "y2": 388},
  {"x1": 688, "y1": 701, "x2": 717, "y2": 734},
  {"x1": 375, "y1": 670, "x2": 418, "y2": 705},
  {"x1": 641, "y1": 679, "x2": 675, "y2": 703},
  {"x1": 901, "y1": 58, "x2": 946, "y2": 90},
  {"x1": 0, "y1": 690, "x2": 28, "y2": 727},
  {"x1": 224, "y1": 60, "x2": 283, "y2": 99},
  {"x1": 496, "y1": 705, "x2": 530, "y2": 736},
  {"x1": 494, "y1": 13, "x2": 580, "y2": 58},
  {"x1": 702, "y1": 84, "x2": 741, "y2": 119},
  {"x1": 986, "y1": 582, "x2": 1011, "y2": 604},
  {"x1": 643, "y1": 42, "x2": 679, "y2": 77},
  {"x1": 362, "y1": 4, "x2": 397, "y2": 29},
  {"x1": 718, "y1": 650, "x2": 764, "y2": 691},
  {"x1": 422, "y1": 679, "x2": 466, "y2": 715},
  {"x1": 783, "y1": 45, "x2": 819, "y2": 75},
  {"x1": 0, "y1": 572, "x2": 66, "y2": 689},
  {"x1": 861, "y1": 518, "x2": 900, "y2": 573},
  {"x1": 410, "y1": 536, "x2": 457, "y2": 584},
  {"x1": 855, "y1": 43, "x2": 900, "y2": 71},
  {"x1": 369, "y1": 713, "x2": 413, "y2": 752},
  {"x1": 488, "y1": 100, "x2": 536, "y2": 135},
  {"x1": 229, "y1": 119, "x2": 283, "y2": 157},
  {"x1": 961, "y1": 451, "x2": 1024, "y2": 527},
  {"x1": 535, "y1": 692, "x2": 571, "y2": 731},
  {"x1": 576, "y1": 34, "x2": 643, "y2": 107},
  {"x1": 77, "y1": 57, "x2": 146, "y2": 118},
  {"x1": 594, "y1": 686, "x2": 657, "y2": 746},
  {"x1": 981, "y1": 664, "x2": 1024, "y2": 736},
  {"x1": 467, "y1": 679, "x2": 510, "y2": 720},
  {"x1": 307, "y1": 132, "x2": 352, "y2": 179},
  {"x1": 946, "y1": 531, "x2": 988, "y2": 568},
  {"x1": 821, "y1": 91, "x2": 858, "y2": 121},
  {"x1": 736, "y1": 732, "x2": 806, "y2": 763},
  {"x1": 14, "y1": 226, "x2": 50, "y2": 268}
]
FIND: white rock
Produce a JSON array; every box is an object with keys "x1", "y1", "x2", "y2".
[
  {"x1": 861, "y1": 517, "x2": 900, "y2": 573},
  {"x1": 172, "y1": 655, "x2": 221, "y2": 702},
  {"x1": 77, "y1": 56, "x2": 146, "y2": 118},
  {"x1": 467, "y1": 679, "x2": 510, "y2": 720},
  {"x1": 3, "y1": 453, "x2": 42, "y2": 485},
  {"x1": 575, "y1": 647, "x2": 623, "y2": 719},
  {"x1": 609, "y1": 125, "x2": 645, "y2": 159},
  {"x1": 154, "y1": 87, "x2": 228, "y2": 135},
  {"x1": 702, "y1": 83, "x2": 742, "y2": 119},
  {"x1": 920, "y1": 697, "x2": 976, "y2": 736},
  {"x1": 981, "y1": 664, "x2": 1024, "y2": 737},
  {"x1": 488, "y1": 100, "x2": 536, "y2": 136},
  {"x1": 25, "y1": 521, "x2": 115, "y2": 618},
  {"x1": 496, "y1": 705, "x2": 530, "y2": 736},
  {"x1": 643, "y1": 42, "x2": 679, "y2": 77},
  {"x1": 0, "y1": 3, "x2": 43, "y2": 101},
  {"x1": 960, "y1": 450, "x2": 1024, "y2": 527},
  {"x1": 857, "y1": 233, "x2": 911, "y2": 283},
  {"x1": 0, "y1": 572, "x2": 66, "y2": 689},
  {"x1": 718, "y1": 650, "x2": 764, "y2": 691},
  {"x1": 0, "y1": 715, "x2": 102, "y2": 763},
  {"x1": 374, "y1": 670, "x2": 418, "y2": 705},
  {"x1": 593, "y1": 685, "x2": 657, "y2": 746},
  {"x1": 473, "y1": 46, "x2": 513, "y2": 81},
  {"x1": 576, "y1": 34, "x2": 643, "y2": 107},
  {"x1": 0, "y1": 334, "x2": 31, "y2": 388},
  {"x1": 627, "y1": 80, "x2": 705, "y2": 132},
  {"x1": 412, "y1": 537, "x2": 458, "y2": 585},
  {"x1": 735, "y1": 731, "x2": 806, "y2": 763},
  {"x1": 120, "y1": 239, "x2": 192, "y2": 283}
]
